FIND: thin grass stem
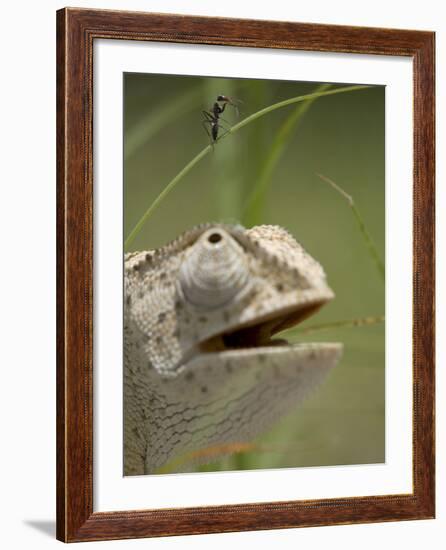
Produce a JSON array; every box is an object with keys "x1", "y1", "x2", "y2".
[
  {"x1": 206, "y1": 79, "x2": 241, "y2": 220},
  {"x1": 125, "y1": 146, "x2": 211, "y2": 249},
  {"x1": 284, "y1": 315, "x2": 385, "y2": 336},
  {"x1": 243, "y1": 83, "x2": 332, "y2": 226},
  {"x1": 125, "y1": 85, "x2": 371, "y2": 250},
  {"x1": 317, "y1": 173, "x2": 385, "y2": 282}
]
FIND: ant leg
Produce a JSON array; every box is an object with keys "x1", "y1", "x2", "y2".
[
  {"x1": 231, "y1": 99, "x2": 243, "y2": 117},
  {"x1": 202, "y1": 120, "x2": 215, "y2": 149},
  {"x1": 215, "y1": 122, "x2": 232, "y2": 142}
]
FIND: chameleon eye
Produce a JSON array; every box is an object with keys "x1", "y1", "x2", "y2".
[
  {"x1": 179, "y1": 228, "x2": 250, "y2": 309},
  {"x1": 207, "y1": 232, "x2": 222, "y2": 244}
]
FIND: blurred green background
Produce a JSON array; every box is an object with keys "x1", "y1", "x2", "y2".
[{"x1": 124, "y1": 73, "x2": 385, "y2": 473}]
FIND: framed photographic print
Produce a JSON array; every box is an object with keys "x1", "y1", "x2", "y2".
[{"x1": 56, "y1": 7, "x2": 435, "y2": 542}]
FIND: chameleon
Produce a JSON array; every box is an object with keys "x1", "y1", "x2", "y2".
[{"x1": 124, "y1": 223, "x2": 342, "y2": 475}]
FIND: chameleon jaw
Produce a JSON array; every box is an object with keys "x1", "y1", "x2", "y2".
[{"x1": 197, "y1": 296, "x2": 332, "y2": 356}]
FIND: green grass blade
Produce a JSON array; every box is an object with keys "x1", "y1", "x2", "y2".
[
  {"x1": 125, "y1": 84, "x2": 371, "y2": 251},
  {"x1": 317, "y1": 173, "x2": 385, "y2": 282},
  {"x1": 243, "y1": 83, "x2": 331, "y2": 227},
  {"x1": 124, "y1": 145, "x2": 211, "y2": 249},
  {"x1": 283, "y1": 315, "x2": 385, "y2": 336},
  {"x1": 241, "y1": 80, "x2": 271, "y2": 203},
  {"x1": 205, "y1": 79, "x2": 242, "y2": 220},
  {"x1": 228, "y1": 85, "x2": 369, "y2": 135}
]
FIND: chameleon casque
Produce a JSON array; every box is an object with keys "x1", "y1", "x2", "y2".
[{"x1": 124, "y1": 224, "x2": 342, "y2": 475}]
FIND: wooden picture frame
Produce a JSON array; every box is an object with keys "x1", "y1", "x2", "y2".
[{"x1": 56, "y1": 7, "x2": 435, "y2": 542}]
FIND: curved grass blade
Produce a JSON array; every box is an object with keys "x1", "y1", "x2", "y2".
[
  {"x1": 125, "y1": 84, "x2": 371, "y2": 250},
  {"x1": 317, "y1": 173, "x2": 385, "y2": 282},
  {"x1": 205, "y1": 79, "x2": 242, "y2": 220},
  {"x1": 283, "y1": 315, "x2": 385, "y2": 337},
  {"x1": 243, "y1": 83, "x2": 331, "y2": 227}
]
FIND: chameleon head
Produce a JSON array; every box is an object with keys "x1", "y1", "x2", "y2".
[
  {"x1": 124, "y1": 224, "x2": 342, "y2": 473},
  {"x1": 173, "y1": 224, "x2": 340, "y2": 367}
]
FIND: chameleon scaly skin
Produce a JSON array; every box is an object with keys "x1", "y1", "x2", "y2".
[{"x1": 124, "y1": 224, "x2": 342, "y2": 475}]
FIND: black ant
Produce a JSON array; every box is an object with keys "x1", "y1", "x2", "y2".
[
  {"x1": 202, "y1": 101, "x2": 227, "y2": 145},
  {"x1": 202, "y1": 95, "x2": 241, "y2": 146}
]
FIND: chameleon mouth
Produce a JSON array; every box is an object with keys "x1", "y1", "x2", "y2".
[{"x1": 198, "y1": 299, "x2": 327, "y2": 354}]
